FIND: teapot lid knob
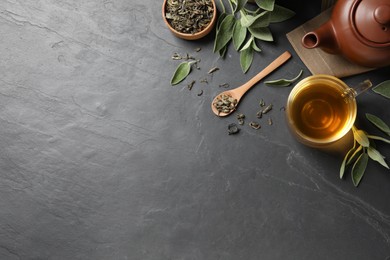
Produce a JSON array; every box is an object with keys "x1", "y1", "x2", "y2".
[{"x1": 374, "y1": 5, "x2": 390, "y2": 25}]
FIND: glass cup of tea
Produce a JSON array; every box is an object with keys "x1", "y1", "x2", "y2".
[{"x1": 286, "y1": 74, "x2": 372, "y2": 149}]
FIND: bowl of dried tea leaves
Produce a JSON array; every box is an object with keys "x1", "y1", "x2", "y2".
[{"x1": 162, "y1": 0, "x2": 217, "y2": 40}]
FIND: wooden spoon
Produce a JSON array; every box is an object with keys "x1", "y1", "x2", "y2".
[{"x1": 211, "y1": 51, "x2": 292, "y2": 117}]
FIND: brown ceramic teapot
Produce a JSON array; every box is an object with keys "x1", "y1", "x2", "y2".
[{"x1": 302, "y1": 0, "x2": 390, "y2": 68}]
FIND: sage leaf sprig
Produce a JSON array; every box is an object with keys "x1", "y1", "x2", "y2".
[
  {"x1": 214, "y1": 0, "x2": 295, "y2": 73},
  {"x1": 372, "y1": 80, "x2": 390, "y2": 99},
  {"x1": 366, "y1": 113, "x2": 390, "y2": 136},
  {"x1": 171, "y1": 61, "x2": 196, "y2": 85},
  {"x1": 265, "y1": 69, "x2": 303, "y2": 87},
  {"x1": 340, "y1": 115, "x2": 390, "y2": 187}
]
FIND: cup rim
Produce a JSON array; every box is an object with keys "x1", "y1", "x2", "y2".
[{"x1": 286, "y1": 74, "x2": 357, "y2": 146}]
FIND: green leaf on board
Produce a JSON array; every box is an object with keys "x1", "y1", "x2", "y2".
[
  {"x1": 353, "y1": 128, "x2": 370, "y2": 147},
  {"x1": 366, "y1": 113, "x2": 390, "y2": 136},
  {"x1": 214, "y1": 14, "x2": 235, "y2": 53},
  {"x1": 269, "y1": 5, "x2": 295, "y2": 23},
  {"x1": 232, "y1": 20, "x2": 247, "y2": 50},
  {"x1": 372, "y1": 80, "x2": 390, "y2": 99},
  {"x1": 367, "y1": 146, "x2": 389, "y2": 169},
  {"x1": 265, "y1": 70, "x2": 303, "y2": 87},
  {"x1": 217, "y1": 12, "x2": 227, "y2": 30},
  {"x1": 170, "y1": 61, "x2": 194, "y2": 86},
  {"x1": 254, "y1": 0, "x2": 275, "y2": 11},
  {"x1": 367, "y1": 135, "x2": 390, "y2": 144},
  {"x1": 351, "y1": 152, "x2": 369, "y2": 187},
  {"x1": 340, "y1": 139, "x2": 356, "y2": 179},
  {"x1": 248, "y1": 26, "x2": 273, "y2": 41},
  {"x1": 240, "y1": 46, "x2": 254, "y2": 73}
]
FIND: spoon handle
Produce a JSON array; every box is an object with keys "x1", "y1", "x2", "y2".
[{"x1": 236, "y1": 51, "x2": 292, "y2": 96}]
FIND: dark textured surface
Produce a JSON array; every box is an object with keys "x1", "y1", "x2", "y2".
[{"x1": 0, "y1": 0, "x2": 389, "y2": 259}]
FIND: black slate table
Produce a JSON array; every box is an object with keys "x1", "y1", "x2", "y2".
[{"x1": 0, "y1": 1, "x2": 389, "y2": 259}]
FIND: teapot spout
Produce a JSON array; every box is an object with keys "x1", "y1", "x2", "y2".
[{"x1": 302, "y1": 21, "x2": 339, "y2": 54}]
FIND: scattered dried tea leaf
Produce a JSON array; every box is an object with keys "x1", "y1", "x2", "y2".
[
  {"x1": 236, "y1": 113, "x2": 245, "y2": 125},
  {"x1": 249, "y1": 121, "x2": 261, "y2": 129},
  {"x1": 228, "y1": 123, "x2": 240, "y2": 135},
  {"x1": 208, "y1": 67, "x2": 219, "y2": 74},
  {"x1": 197, "y1": 90, "x2": 203, "y2": 96},
  {"x1": 187, "y1": 80, "x2": 196, "y2": 90}
]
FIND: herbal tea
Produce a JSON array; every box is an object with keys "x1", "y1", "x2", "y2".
[{"x1": 287, "y1": 81, "x2": 356, "y2": 142}]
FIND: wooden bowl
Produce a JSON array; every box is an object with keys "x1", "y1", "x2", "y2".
[{"x1": 162, "y1": 0, "x2": 217, "y2": 40}]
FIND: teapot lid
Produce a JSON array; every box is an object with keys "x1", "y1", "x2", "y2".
[{"x1": 353, "y1": 0, "x2": 390, "y2": 45}]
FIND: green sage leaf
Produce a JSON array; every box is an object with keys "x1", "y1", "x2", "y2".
[
  {"x1": 240, "y1": 12, "x2": 257, "y2": 28},
  {"x1": 340, "y1": 139, "x2": 357, "y2": 179},
  {"x1": 233, "y1": 20, "x2": 247, "y2": 51},
  {"x1": 219, "y1": 45, "x2": 228, "y2": 58},
  {"x1": 214, "y1": 14, "x2": 235, "y2": 53},
  {"x1": 366, "y1": 113, "x2": 390, "y2": 136},
  {"x1": 265, "y1": 70, "x2": 303, "y2": 87},
  {"x1": 234, "y1": 0, "x2": 248, "y2": 13},
  {"x1": 372, "y1": 80, "x2": 390, "y2": 99},
  {"x1": 240, "y1": 46, "x2": 254, "y2": 73},
  {"x1": 347, "y1": 145, "x2": 363, "y2": 165},
  {"x1": 367, "y1": 135, "x2": 390, "y2": 144},
  {"x1": 252, "y1": 39, "x2": 262, "y2": 52},
  {"x1": 248, "y1": 26, "x2": 273, "y2": 41},
  {"x1": 240, "y1": 36, "x2": 253, "y2": 51},
  {"x1": 353, "y1": 128, "x2": 370, "y2": 147},
  {"x1": 367, "y1": 146, "x2": 389, "y2": 169},
  {"x1": 217, "y1": 12, "x2": 227, "y2": 30},
  {"x1": 171, "y1": 61, "x2": 193, "y2": 86},
  {"x1": 351, "y1": 152, "x2": 369, "y2": 187},
  {"x1": 269, "y1": 5, "x2": 295, "y2": 23},
  {"x1": 254, "y1": 0, "x2": 275, "y2": 11},
  {"x1": 249, "y1": 11, "x2": 270, "y2": 28}
]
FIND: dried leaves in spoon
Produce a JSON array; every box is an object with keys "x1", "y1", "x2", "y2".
[
  {"x1": 264, "y1": 69, "x2": 303, "y2": 87},
  {"x1": 171, "y1": 61, "x2": 195, "y2": 86}
]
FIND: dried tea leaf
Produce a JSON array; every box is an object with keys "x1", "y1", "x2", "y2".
[
  {"x1": 233, "y1": 20, "x2": 247, "y2": 50},
  {"x1": 367, "y1": 146, "x2": 389, "y2": 169},
  {"x1": 248, "y1": 27, "x2": 273, "y2": 41},
  {"x1": 228, "y1": 123, "x2": 240, "y2": 135},
  {"x1": 340, "y1": 140, "x2": 357, "y2": 179},
  {"x1": 372, "y1": 80, "x2": 390, "y2": 99},
  {"x1": 171, "y1": 61, "x2": 193, "y2": 86},
  {"x1": 366, "y1": 113, "x2": 390, "y2": 136},
  {"x1": 240, "y1": 46, "x2": 254, "y2": 73},
  {"x1": 265, "y1": 70, "x2": 303, "y2": 87},
  {"x1": 254, "y1": 0, "x2": 275, "y2": 11},
  {"x1": 351, "y1": 152, "x2": 369, "y2": 187},
  {"x1": 269, "y1": 4, "x2": 295, "y2": 23},
  {"x1": 214, "y1": 14, "x2": 235, "y2": 53},
  {"x1": 353, "y1": 128, "x2": 370, "y2": 147},
  {"x1": 208, "y1": 67, "x2": 219, "y2": 74}
]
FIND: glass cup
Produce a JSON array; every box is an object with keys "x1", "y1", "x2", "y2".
[{"x1": 286, "y1": 75, "x2": 372, "y2": 150}]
